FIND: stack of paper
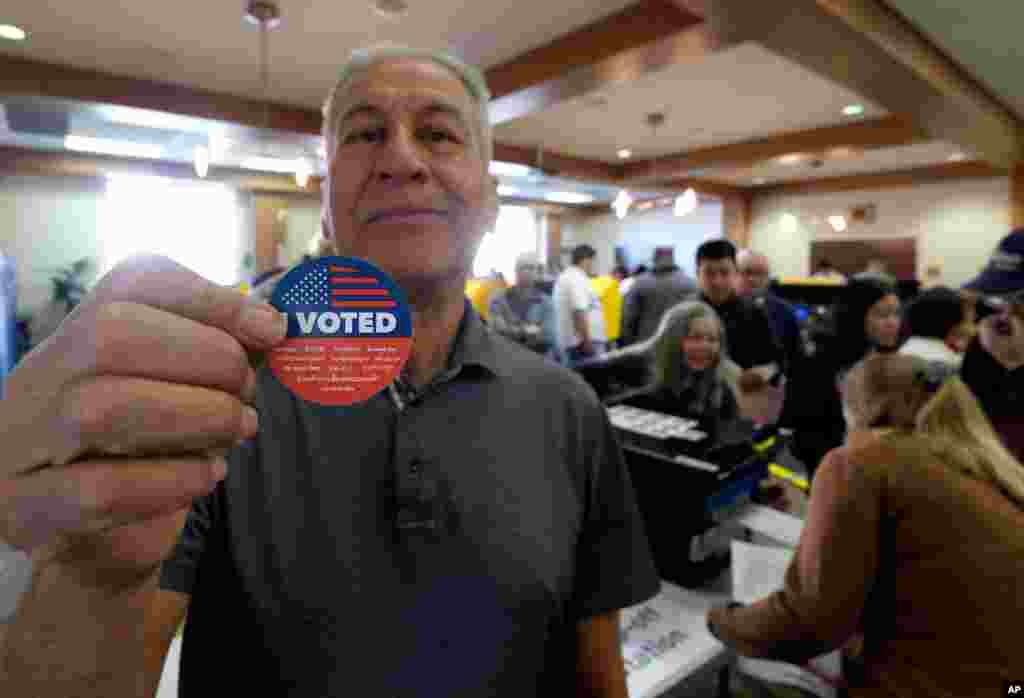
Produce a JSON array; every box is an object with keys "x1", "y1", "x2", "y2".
[
  {"x1": 730, "y1": 541, "x2": 842, "y2": 698},
  {"x1": 619, "y1": 583, "x2": 727, "y2": 698}
]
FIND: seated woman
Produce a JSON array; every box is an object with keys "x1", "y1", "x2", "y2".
[
  {"x1": 608, "y1": 300, "x2": 740, "y2": 424},
  {"x1": 707, "y1": 353, "x2": 1024, "y2": 697}
]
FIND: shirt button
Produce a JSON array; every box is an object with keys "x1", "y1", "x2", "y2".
[{"x1": 410, "y1": 460, "x2": 422, "y2": 475}]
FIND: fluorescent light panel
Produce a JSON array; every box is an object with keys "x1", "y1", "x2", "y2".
[
  {"x1": 544, "y1": 191, "x2": 594, "y2": 204},
  {"x1": 0, "y1": 24, "x2": 26, "y2": 41},
  {"x1": 240, "y1": 156, "x2": 305, "y2": 174},
  {"x1": 64, "y1": 135, "x2": 164, "y2": 159},
  {"x1": 497, "y1": 185, "x2": 523, "y2": 197},
  {"x1": 100, "y1": 105, "x2": 205, "y2": 132},
  {"x1": 489, "y1": 161, "x2": 533, "y2": 177}
]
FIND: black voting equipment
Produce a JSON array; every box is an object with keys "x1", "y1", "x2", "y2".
[{"x1": 575, "y1": 352, "x2": 783, "y2": 588}]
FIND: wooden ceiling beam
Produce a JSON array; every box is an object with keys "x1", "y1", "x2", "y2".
[
  {"x1": 621, "y1": 115, "x2": 928, "y2": 183},
  {"x1": 0, "y1": 54, "x2": 322, "y2": 136},
  {"x1": 486, "y1": 0, "x2": 712, "y2": 124},
  {"x1": 701, "y1": 0, "x2": 1024, "y2": 167},
  {"x1": 491, "y1": 142, "x2": 621, "y2": 182},
  {"x1": 750, "y1": 160, "x2": 1005, "y2": 197}
]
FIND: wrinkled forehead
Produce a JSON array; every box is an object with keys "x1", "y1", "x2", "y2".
[{"x1": 336, "y1": 58, "x2": 477, "y2": 123}]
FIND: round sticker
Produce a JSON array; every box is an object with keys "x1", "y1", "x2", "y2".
[{"x1": 268, "y1": 256, "x2": 413, "y2": 406}]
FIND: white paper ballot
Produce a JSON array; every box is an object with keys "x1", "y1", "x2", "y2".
[
  {"x1": 620, "y1": 582, "x2": 727, "y2": 698},
  {"x1": 731, "y1": 540, "x2": 842, "y2": 698},
  {"x1": 733, "y1": 504, "x2": 804, "y2": 548}
]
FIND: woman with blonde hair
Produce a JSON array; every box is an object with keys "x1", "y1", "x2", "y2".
[{"x1": 707, "y1": 353, "x2": 1024, "y2": 697}]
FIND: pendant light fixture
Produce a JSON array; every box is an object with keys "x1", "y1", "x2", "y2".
[
  {"x1": 673, "y1": 187, "x2": 698, "y2": 217},
  {"x1": 612, "y1": 190, "x2": 633, "y2": 220},
  {"x1": 244, "y1": 1, "x2": 311, "y2": 187}
]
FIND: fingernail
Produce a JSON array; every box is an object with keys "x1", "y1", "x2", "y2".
[
  {"x1": 242, "y1": 406, "x2": 259, "y2": 439},
  {"x1": 240, "y1": 303, "x2": 288, "y2": 345},
  {"x1": 242, "y1": 367, "x2": 260, "y2": 405}
]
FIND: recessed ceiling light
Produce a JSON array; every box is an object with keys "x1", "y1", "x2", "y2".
[
  {"x1": 617, "y1": 149, "x2": 632, "y2": 159},
  {"x1": 544, "y1": 191, "x2": 594, "y2": 204},
  {"x1": 948, "y1": 152, "x2": 967, "y2": 162},
  {"x1": 842, "y1": 104, "x2": 865, "y2": 117},
  {"x1": 753, "y1": 177, "x2": 767, "y2": 185},
  {"x1": 827, "y1": 214, "x2": 848, "y2": 232},
  {"x1": 777, "y1": 153, "x2": 806, "y2": 166},
  {"x1": 0, "y1": 24, "x2": 26, "y2": 41},
  {"x1": 374, "y1": 0, "x2": 408, "y2": 19}
]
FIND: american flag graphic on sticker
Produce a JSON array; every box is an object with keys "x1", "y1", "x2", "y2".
[{"x1": 268, "y1": 256, "x2": 413, "y2": 406}]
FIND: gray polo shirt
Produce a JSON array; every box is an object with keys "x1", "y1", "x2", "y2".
[{"x1": 159, "y1": 302, "x2": 660, "y2": 697}]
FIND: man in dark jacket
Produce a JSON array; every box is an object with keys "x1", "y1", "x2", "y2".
[
  {"x1": 736, "y1": 249, "x2": 804, "y2": 374},
  {"x1": 961, "y1": 229, "x2": 1024, "y2": 461},
  {"x1": 620, "y1": 247, "x2": 696, "y2": 346}
]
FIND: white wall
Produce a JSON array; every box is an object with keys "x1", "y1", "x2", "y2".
[
  {"x1": 0, "y1": 176, "x2": 260, "y2": 319},
  {"x1": 280, "y1": 200, "x2": 323, "y2": 267},
  {"x1": 562, "y1": 201, "x2": 724, "y2": 276},
  {"x1": 0, "y1": 176, "x2": 103, "y2": 316},
  {"x1": 750, "y1": 177, "x2": 1010, "y2": 287}
]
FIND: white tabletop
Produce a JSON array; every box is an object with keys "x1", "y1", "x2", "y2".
[{"x1": 620, "y1": 578, "x2": 731, "y2": 698}]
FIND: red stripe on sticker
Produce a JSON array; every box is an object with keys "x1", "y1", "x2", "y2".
[
  {"x1": 330, "y1": 277, "x2": 378, "y2": 284},
  {"x1": 331, "y1": 288, "x2": 389, "y2": 296},
  {"x1": 331, "y1": 300, "x2": 398, "y2": 308},
  {"x1": 329, "y1": 266, "x2": 360, "y2": 272}
]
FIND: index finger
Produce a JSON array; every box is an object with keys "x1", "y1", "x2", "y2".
[{"x1": 82, "y1": 255, "x2": 287, "y2": 349}]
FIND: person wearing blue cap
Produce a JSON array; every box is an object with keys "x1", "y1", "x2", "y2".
[{"x1": 960, "y1": 228, "x2": 1024, "y2": 460}]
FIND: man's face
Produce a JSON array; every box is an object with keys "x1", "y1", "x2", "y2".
[
  {"x1": 979, "y1": 292, "x2": 1024, "y2": 369},
  {"x1": 698, "y1": 258, "x2": 738, "y2": 305},
  {"x1": 738, "y1": 256, "x2": 771, "y2": 296},
  {"x1": 515, "y1": 263, "x2": 540, "y2": 288},
  {"x1": 578, "y1": 257, "x2": 596, "y2": 276},
  {"x1": 324, "y1": 59, "x2": 498, "y2": 288}
]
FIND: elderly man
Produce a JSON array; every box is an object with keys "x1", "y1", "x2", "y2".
[
  {"x1": 960, "y1": 229, "x2": 1024, "y2": 460},
  {"x1": 0, "y1": 46, "x2": 658, "y2": 697},
  {"x1": 736, "y1": 249, "x2": 803, "y2": 376},
  {"x1": 487, "y1": 251, "x2": 557, "y2": 357}
]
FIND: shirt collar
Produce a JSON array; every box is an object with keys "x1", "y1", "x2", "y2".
[
  {"x1": 901, "y1": 336, "x2": 961, "y2": 365},
  {"x1": 442, "y1": 298, "x2": 504, "y2": 380}
]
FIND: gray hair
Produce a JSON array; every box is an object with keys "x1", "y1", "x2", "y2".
[
  {"x1": 651, "y1": 300, "x2": 735, "y2": 392},
  {"x1": 321, "y1": 44, "x2": 493, "y2": 166}
]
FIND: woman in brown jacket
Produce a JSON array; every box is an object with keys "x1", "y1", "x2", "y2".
[{"x1": 707, "y1": 353, "x2": 1024, "y2": 697}]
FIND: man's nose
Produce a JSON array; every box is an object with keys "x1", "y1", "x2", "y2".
[{"x1": 373, "y1": 126, "x2": 428, "y2": 183}]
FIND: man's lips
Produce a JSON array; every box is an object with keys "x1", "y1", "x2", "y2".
[{"x1": 365, "y1": 208, "x2": 448, "y2": 225}]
